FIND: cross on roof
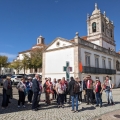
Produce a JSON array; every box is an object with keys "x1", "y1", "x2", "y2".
[{"x1": 63, "y1": 61, "x2": 72, "y2": 81}]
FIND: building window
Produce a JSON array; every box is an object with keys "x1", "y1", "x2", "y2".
[
  {"x1": 85, "y1": 55, "x2": 90, "y2": 66},
  {"x1": 95, "y1": 57, "x2": 99, "y2": 68},
  {"x1": 92, "y1": 22, "x2": 96, "y2": 32},
  {"x1": 102, "y1": 59, "x2": 106, "y2": 68},
  {"x1": 108, "y1": 60, "x2": 111, "y2": 69},
  {"x1": 102, "y1": 22, "x2": 104, "y2": 32},
  {"x1": 30, "y1": 68, "x2": 33, "y2": 73}
]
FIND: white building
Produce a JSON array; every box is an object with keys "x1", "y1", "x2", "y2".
[
  {"x1": 42, "y1": 3, "x2": 120, "y2": 87},
  {"x1": 14, "y1": 35, "x2": 46, "y2": 74},
  {"x1": 0, "y1": 67, "x2": 14, "y2": 75}
]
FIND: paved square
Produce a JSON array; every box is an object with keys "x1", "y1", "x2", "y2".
[{"x1": 0, "y1": 88, "x2": 120, "y2": 120}]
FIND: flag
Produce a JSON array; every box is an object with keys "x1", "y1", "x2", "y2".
[{"x1": 79, "y1": 62, "x2": 83, "y2": 72}]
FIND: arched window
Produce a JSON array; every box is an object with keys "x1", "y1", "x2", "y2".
[
  {"x1": 110, "y1": 29, "x2": 112, "y2": 37},
  {"x1": 102, "y1": 22, "x2": 104, "y2": 32},
  {"x1": 92, "y1": 22, "x2": 96, "y2": 32}
]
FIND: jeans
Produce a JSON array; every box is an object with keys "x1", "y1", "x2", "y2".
[
  {"x1": 95, "y1": 92, "x2": 102, "y2": 106},
  {"x1": 106, "y1": 90, "x2": 113, "y2": 103},
  {"x1": 18, "y1": 91, "x2": 25, "y2": 106},
  {"x1": 78, "y1": 92, "x2": 82, "y2": 102},
  {"x1": 87, "y1": 89, "x2": 93, "y2": 104},
  {"x1": 71, "y1": 94, "x2": 78, "y2": 111},
  {"x1": 58, "y1": 94, "x2": 64, "y2": 105},
  {"x1": 28, "y1": 90, "x2": 33, "y2": 103},
  {"x1": 32, "y1": 92, "x2": 39, "y2": 109},
  {"x1": 64, "y1": 93, "x2": 67, "y2": 103}
]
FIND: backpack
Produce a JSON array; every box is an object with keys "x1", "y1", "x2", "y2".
[{"x1": 73, "y1": 81, "x2": 80, "y2": 94}]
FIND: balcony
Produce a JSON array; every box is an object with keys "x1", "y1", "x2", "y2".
[{"x1": 82, "y1": 66, "x2": 116, "y2": 74}]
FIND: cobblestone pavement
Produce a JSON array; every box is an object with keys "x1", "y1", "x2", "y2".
[{"x1": 0, "y1": 89, "x2": 120, "y2": 120}]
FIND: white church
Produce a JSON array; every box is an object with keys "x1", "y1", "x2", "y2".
[{"x1": 42, "y1": 3, "x2": 120, "y2": 87}]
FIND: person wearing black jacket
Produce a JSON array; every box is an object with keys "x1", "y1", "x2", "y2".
[
  {"x1": 32, "y1": 74, "x2": 40, "y2": 111},
  {"x1": 68, "y1": 77, "x2": 79, "y2": 113}
]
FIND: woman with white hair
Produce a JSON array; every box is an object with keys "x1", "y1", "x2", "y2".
[{"x1": 2, "y1": 76, "x2": 12, "y2": 109}]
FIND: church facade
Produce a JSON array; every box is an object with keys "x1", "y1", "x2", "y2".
[{"x1": 42, "y1": 4, "x2": 120, "y2": 87}]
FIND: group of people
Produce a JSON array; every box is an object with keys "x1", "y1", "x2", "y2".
[{"x1": 1, "y1": 74, "x2": 115, "y2": 113}]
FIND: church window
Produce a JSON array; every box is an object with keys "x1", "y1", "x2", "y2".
[
  {"x1": 102, "y1": 22, "x2": 104, "y2": 32},
  {"x1": 110, "y1": 29, "x2": 112, "y2": 37},
  {"x1": 92, "y1": 22, "x2": 96, "y2": 32},
  {"x1": 56, "y1": 41, "x2": 60, "y2": 46}
]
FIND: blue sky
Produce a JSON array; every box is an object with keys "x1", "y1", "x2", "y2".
[{"x1": 0, "y1": 0, "x2": 120, "y2": 61}]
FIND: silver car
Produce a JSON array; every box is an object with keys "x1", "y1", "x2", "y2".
[{"x1": 11, "y1": 75, "x2": 23, "y2": 85}]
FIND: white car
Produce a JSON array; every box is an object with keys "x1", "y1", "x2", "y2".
[{"x1": 11, "y1": 75, "x2": 23, "y2": 85}]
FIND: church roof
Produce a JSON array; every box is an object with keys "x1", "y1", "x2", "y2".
[
  {"x1": 81, "y1": 36, "x2": 87, "y2": 40},
  {"x1": 70, "y1": 36, "x2": 87, "y2": 43}
]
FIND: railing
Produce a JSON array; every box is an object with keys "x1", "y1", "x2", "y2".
[{"x1": 82, "y1": 66, "x2": 116, "y2": 74}]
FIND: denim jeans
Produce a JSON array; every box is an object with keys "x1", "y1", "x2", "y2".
[
  {"x1": 106, "y1": 90, "x2": 113, "y2": 103},
  {"x1": 58, "y1": 94, "x2": 64, "y2": 105},
  {"x1": 71, "y1": 94, "x2": 78, "y2": 111},
  {"x1": 95, "y1": 92, "x2": 102, "y2": 106}
]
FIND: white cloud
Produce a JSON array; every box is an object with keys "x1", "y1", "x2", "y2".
[{"x1": 0, "y1": 53, "x2": 17, "y2": 59}]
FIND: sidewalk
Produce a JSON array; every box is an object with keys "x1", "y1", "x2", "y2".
[
  {"x1": 94, "y1": 110, "x2": 120, "y2": 120},
  {"x1": 0, "y1": 88, "x2": 120, "y2": 120}
]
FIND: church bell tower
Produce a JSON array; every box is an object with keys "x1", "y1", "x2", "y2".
[{"x1": 87, "y1": 3, "x2": 116, "y2": 51}]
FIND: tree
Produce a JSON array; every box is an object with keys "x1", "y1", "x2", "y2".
[
  {"x1": 0, "y1": 55, "x2": 8, "y2": 67},
  {"x1": 0, "y1": 55, "x2": 8, "y2": 74},
  {"x1": 21, "y1": 54, "x2": 30, "y2": 75},
  {"x1": 21, "y1": 48, "x2": 43, "y2": 73},
  {"x1": 9, "y1": 60, "x2": 22, "y2": 74},
  {"x1": 30, "y1": 48, "x2": 43, "y2": 72}
]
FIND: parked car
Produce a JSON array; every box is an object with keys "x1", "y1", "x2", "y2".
[
  {"x1": 11, "y1": 75, "x2": 23, "y2": 85},
  {"x1": 15, "y1": 74, "x2": 27, "y2": 80},
  {"x1": 27, "y1": 74, "x2": 42, "y2": 79}
]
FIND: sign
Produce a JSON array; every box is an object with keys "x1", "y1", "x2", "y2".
[{"x1": 63, "y1": 61, "x2": 72, "y2": 81}]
